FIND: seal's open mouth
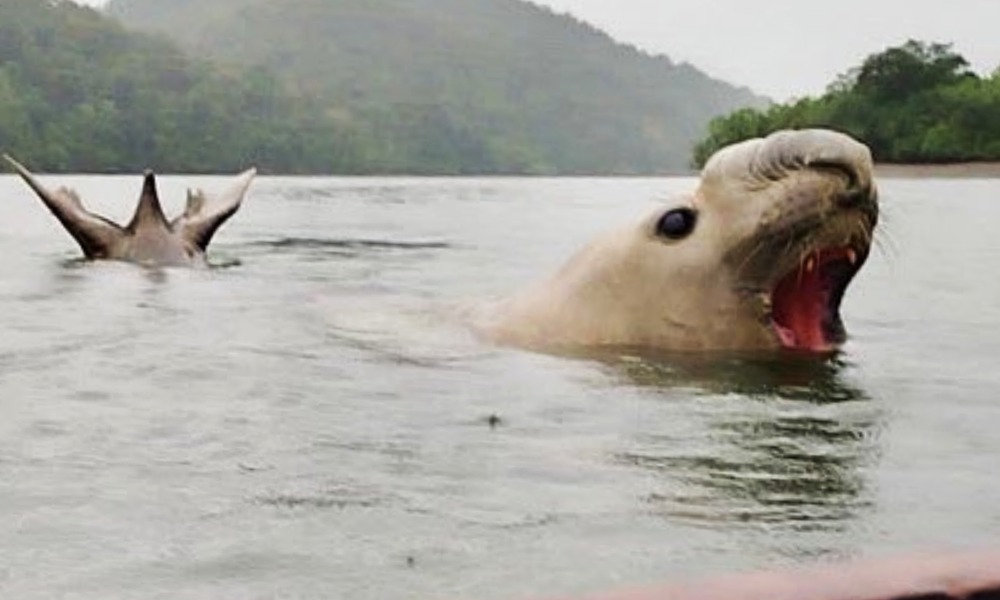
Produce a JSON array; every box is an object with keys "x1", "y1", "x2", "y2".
[{"x1": 770, "y1": 246, "x2": 863, "y2": 352}]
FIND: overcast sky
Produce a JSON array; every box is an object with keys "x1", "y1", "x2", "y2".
[
  {"x1": 537, "y1": 0, "x2": 1000, "y2": 100},
  {"x1": 77, "y1": 0, "x2": 1000, "y2": 100}
]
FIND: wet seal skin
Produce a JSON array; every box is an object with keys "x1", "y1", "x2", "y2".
[
  {"x1": 474, "y1": 129, "x2": 878, "y2": 354},
  {"x1": 3, "y1": 154, "x2": 256, "y2": 267}
]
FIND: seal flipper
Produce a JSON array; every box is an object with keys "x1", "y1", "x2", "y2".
[
  {"x1": 3, "y1": 154, "x2": 124, "y2": 259},
  {"x1": 172, "y1": 167, "x2": 256, "y2": 251}
]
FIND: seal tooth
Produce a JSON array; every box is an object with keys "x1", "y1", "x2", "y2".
[
  {"x1": 847, "y1": 249, "x2": 858, "y2": 265},
  {"x1": 759, "y1": 292, "x2": 772, "y2": 311},
  {"x1": 806, "y1": 256, "x2": 816, "y2": 273}
]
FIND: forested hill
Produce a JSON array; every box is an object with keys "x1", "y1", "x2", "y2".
[
  {"x1": 0, "y1": 0, "x2": 370, "y2": 173},
  {"x1": 106, "y1": 0, "x2": 765, "y2": 174},
  {"x1": 693, "y1": 41, "x2": 1000, "y2": 166}
]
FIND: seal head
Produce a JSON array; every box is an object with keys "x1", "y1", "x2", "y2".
[
  {"x1": 707, "y1": 129, "x2": 878, "y2": 351},
  {"x1": 476, "y1": 129, "x2": 878, "y2": 354}
]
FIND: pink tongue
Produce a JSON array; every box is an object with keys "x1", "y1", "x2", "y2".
[{"x1": 772, "y1": 261, "x2": 828, "y2": 351}]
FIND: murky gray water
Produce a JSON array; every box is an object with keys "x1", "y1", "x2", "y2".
[{"x1": 1, "y1": 174, "x2": 998, "y2": 599}]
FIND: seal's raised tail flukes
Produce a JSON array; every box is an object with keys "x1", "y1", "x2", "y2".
[
  {"x1": 3, "y1": 153, "x2": 124, "y2": 260},
  {"x1": 2, "y1": 155, "x2": 256, "y2": 266}
]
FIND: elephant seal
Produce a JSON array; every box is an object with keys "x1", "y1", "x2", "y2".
[
  {"x1": 475, "y1": 129, "x2": 879, "y2": 353},
  {"x1": 3, "y1": 154, "x2": 256, "y2": 267}
]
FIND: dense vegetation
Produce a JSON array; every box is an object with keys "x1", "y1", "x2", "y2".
[
  {"x1": 693, "y1": 41, "x2": 1000, "y2": 166},
  {"x1": 0, "y1": 0, "x2": 374, "y2": 173},
  {"x1": 106, "y1": 0, "x2": 764, "y2": 174}
]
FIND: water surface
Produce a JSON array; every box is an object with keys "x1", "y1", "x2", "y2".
[{"x1": 1, "y1": 174, "x2": 998, "y2": 599}]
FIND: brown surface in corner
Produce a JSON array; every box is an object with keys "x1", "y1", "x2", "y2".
[{"x1": 564, "y1": 550, "x2": 1000, "y2": 600}]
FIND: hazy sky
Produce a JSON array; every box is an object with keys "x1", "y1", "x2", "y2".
[
  {"x1": 536, "y1": 0, "x2": 1000, "y2": 100},
  {"x1": 76, "y1": 0, "x2": 1000, "y2": 100}
]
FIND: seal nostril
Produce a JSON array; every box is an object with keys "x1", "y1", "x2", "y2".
[
  {"x1": 811, "y1": 160, "x2": 859, "y2": 189},
  {"x1": 808, "y1": 160, "x2": 876, "y2": 213},
  {"x1": 837, "y1": 189, "x2": 879, "y2": 226},
  {"x1": 837, "y1": 189, "x2": 867, "y2": 209}
]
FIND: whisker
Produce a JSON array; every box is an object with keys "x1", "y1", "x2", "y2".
[
  {"x1": 873, "y1": 228, "x2": 898, "y2": 260},
  {"x1": 870, "y1": 202, "x2": 897, "y2": 258},
  {"x1": 736, "y1": 239, "x2": 768, "y2": 276}
]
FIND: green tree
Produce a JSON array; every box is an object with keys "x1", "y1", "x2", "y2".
[
  {"x1": 693, "y1": 40, "x2": 1000, "y2": 166},
  {"x1": 851, "y1": 40, "x2": 972, "y2": 103},
  {"x1": 0, "y1": 0, "x2": 376, "y2": 173}
]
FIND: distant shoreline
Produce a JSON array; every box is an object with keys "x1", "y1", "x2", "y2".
[
  {"x1": 4, "y1": 163, "x2": 1000, "y2": 179},
  {"x1": 875, "y1": 162, "x2": 1000, "y2": 179}
]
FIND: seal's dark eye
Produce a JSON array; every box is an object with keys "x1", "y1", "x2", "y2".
[{"x1": 655, "y1": 208, "x2": 697, "y2": 240}]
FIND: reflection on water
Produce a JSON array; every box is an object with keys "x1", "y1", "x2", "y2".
[
  {"x1": 604, "y1": 349, "x2": 866, "y2": 401},
  {"x1": 251, "y1": 237, "x2": 452, "y2": 253},
  {"x1": 607, "y1": 351, "x2": 880, "y2": 533}
]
